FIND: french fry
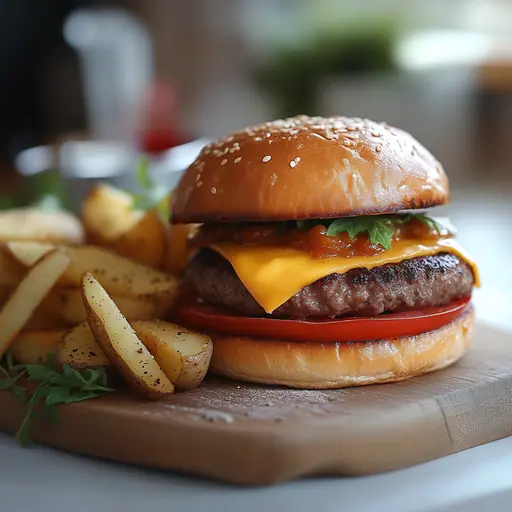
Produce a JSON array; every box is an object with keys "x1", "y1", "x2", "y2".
[
  {"x1": 42, "y1": 288, "x2": 168, "y2": 325},
  {"x1": 23, "y1": 307, "x2": 68, "y2": 331},
  {"x1": 82, "y1": 185, "x2": 141, "y2": 240},
  {"x1": 82, "y1": 184, "x2": 167, "y2": 268},
  {"x1": 0, "y1": 208, "x2": 84, "y2": 245},
  {"x1": 164, "y1": 224, "x2": 198, "y2": 276},
  {"x1": 0, "y1": 250, "x2": 25, "y2": 287},
  {"x1": 82, "y1": 273, "x2": 175, "y2": 399},
  {"x1": 0, "y1": 286, "x2": 13, "y2": 306},
  {"x1": 109, "y1": 211, "x2": 167, "y2": 269},
  {"x1": 58, "y1": 321, "x2": 111, "y2": 369},
  {"x1": 0, "y1": 250, "x2": 70, "y2": 358},
  {"x1": 132, "y1": 320, "x2": 213, "y2": 390},
  {"x1": 11, "y1": 331, "x2": 64, "y2": 365},
  {"x1": 6, "y1": 241, "x2": 178, "y2": 301},
  {"x1": 57, "y1": 318, "x2": 212, "y2": 389}
]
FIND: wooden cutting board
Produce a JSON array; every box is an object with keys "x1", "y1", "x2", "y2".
[{"x1": 0, "y1": 322, "x2": 511, "y2": 485}]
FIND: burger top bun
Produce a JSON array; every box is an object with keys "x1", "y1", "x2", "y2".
[{"x1": 171, "y1": 115, "x2": 449, "y2": 223}]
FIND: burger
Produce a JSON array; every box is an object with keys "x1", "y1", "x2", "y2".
[{"x1": 171, "y1": 115, "x2": 479, "y2": 389}]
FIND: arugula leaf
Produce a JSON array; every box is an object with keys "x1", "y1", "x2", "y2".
[
  {"x1": 11, "y1": 385, "x2": 29, "y2": 404},
  {"x1": 0, "y1": 355, "x2": 113, "y2": 446},
  {"x1": 297, "y1": 219, "x2": 322, "y2": 231},
  {"x1": 289, "y1": 213, "x2": 454, "y2": 250},
  {"x1": 0, "y1": 195, "x2": 18, "y2": 210},
  {"x1": 131, "y1": 156, "x2": 171, "y2": 220},
  {"x1": 325, "y1": 216, "x2": 395, "y2": 249},
  {"x1": 16, "y1": 384, "x2": 49, "y2": 446},
  {"x1": 0, "y1": 169, "x2": 67, "y2": 212},
  {"x1": 415, "y1": 213, "x2": 445, "y2": 234},
  {"x1": 136, "y1": 155, "x2": 151, "y2": 189},
  {"x1": 368, "y1": 218, "x2": 395, "y2": 250}
]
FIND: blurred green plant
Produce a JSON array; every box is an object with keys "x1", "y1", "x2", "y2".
[
  {"x1": 258, "y1": 21, "x2": 399, "y2": 117},
  {"x1": 0, "y1": 169, "x2": 68, "y2": 212}
]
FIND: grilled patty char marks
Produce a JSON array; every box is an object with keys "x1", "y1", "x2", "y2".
[{"x1": 185, "y1": 249, "x2": 474, "y2": 319}]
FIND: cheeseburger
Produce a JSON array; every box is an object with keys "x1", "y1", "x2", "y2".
[{"x1": 172, "y1": 115, "x2": 479, "y2": 389}]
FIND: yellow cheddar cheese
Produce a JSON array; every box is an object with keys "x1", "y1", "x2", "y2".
[{"x1": 211, "y1": 239, "x2": 480, "y2": 313}]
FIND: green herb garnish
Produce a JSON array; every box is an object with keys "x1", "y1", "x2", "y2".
[
  {"x1": 295, "y1": 213, "x2": 454, "y2": 250},
  {"x1": 0, "y1": 169, "x2": 68, "y2": 212},
  {"x1": 0, "y1": 354, "x2": 113, "y2": 446},
  {"x1": 131, "y1": 156, "x2": 170, "y2": 219},
  {"x1": 325, "y1": 217, "x2": 395, "y2": 250}
]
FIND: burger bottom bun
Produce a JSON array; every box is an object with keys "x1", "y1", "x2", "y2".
[{"x1": 209, "y1": 306, "x2": 474, "y2": 389}]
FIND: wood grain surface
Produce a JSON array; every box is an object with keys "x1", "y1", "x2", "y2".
[{"x1": 0, "y1": 323, "x2": 511, "y2": 485}]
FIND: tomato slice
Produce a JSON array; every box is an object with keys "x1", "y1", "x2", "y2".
[{"x1": 174, "y1": 297, "x2": 471, "y2": 343}]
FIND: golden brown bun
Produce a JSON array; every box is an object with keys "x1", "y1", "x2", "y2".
[
  {"x1": 209, "y1": 307, "x2": 474, "y2": 389},
  {"x1": 172, "y1": 115, "x2": 449, "y2": 223}
]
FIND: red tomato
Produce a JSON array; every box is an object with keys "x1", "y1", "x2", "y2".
[{"x1": 174, "y1": 297, "x2": 471, "y2": 343}]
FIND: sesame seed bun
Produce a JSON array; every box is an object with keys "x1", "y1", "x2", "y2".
[
  {"x1": 209, "y1": 306, "x2": 474, "y2": 389},
  {"x1": 171, "y1": 115, "x2": 449, "y2": 223}
]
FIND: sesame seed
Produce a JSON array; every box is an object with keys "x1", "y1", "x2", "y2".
[
  {"x1": 289, "y1": 160, "x2": 296, "y2": 168},
  {"x1": 262, "y1": 155, "x2": 271, "y2": 163},
  {"x1": 197, "y1": 181, "x2": 203, "y2": 187},
  {"x1": 195, "y1": 174, "x2": 200, "y2": 182},
  {"x1": 375, "y1": 145, "x2": 382, "y2": 153},
  {"x1": 221, "y1": 159, "x2": 227, "y2": 166},
  {"x1": 234, "y1": 157, "x2": 242, "y2": 163},
  {"x1": 294, "y1": 157, "x2": 301, "y2": 163},
  {"x1": 211, "y1": 187, "x2": 217, "y2": 194}
]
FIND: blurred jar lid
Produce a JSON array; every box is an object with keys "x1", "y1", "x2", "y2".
[{"x1": 14, "y1": 138, "x2": 210, "y2": 181}]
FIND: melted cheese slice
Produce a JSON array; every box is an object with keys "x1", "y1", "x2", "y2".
[{"x1": 211, "y1": 239, "x2": 480, "y2": 313}]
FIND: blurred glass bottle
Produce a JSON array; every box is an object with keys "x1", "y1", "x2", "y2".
[{"x1": 64, "y1": 7, "x2": 154, "y2": 145}]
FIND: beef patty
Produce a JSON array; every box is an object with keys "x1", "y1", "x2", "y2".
[{"x1": 184, "y1": 249, "x2": 474, "y2": 319}]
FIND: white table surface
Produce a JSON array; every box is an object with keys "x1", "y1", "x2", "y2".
[
  {"x1": 2, "y1": 184, "x2": 512, "y2": 512},
  {"x1": 2, "y1": 430, "x2": 512, "y2": 512}
]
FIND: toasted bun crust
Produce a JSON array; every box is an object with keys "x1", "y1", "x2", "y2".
[
  {"x1": 209, "y1": 307, "x2": 474, "y2": 389},
  {"x1": 171, "y1": 116, "x2": 449, "y2": 223}
]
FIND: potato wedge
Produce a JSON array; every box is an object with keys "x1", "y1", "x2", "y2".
[
  {"x1": 0, "y1": 208, "x2": 84, "y2": 244},
  {"x1": 0, "y1": 250, "x2": 70, "y2": 358},
  {"x1": 58, "y1": 321, "x2": 111, "y2": 369},
  {"x1": 164, "y1": 224, "x2": 199, "y2": 276},
  {"x1": 82, "y1": 184, "x2": 167, "y2": 268},
  {"x1": 109, "y1": 211, "x2": 167, "y2": 269},
  {"x1": 6, "y1": 241, "x2": 178, "y2": 301},
  {"x1": 0, "y1": 285, "x2": 13, "y2": 306},
  {"x1": 82, "y1": 273, "x2": 174, "y2": 399},
  {"x1": 0, "y1": 250, "x2": 25, "y2": 287},
  {"x1": 82, "y1": 185, "x2": 140, "y2": 240},
  {"x1": 23, "y1": 307, "x2": 69, "y2": 331},
  {"x1": 42, "y1": 288, "x2": 168, "y2": 325},
  {"x1": 11, "y1": 331, "x2": 64, "y2": 364},
  {"x1": 132, "y1": 320, "x2": 213, "y2": 390}
]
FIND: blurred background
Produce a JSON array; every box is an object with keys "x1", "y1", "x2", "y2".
[{"x1": 0, "y1": 0, "x2": 511, "y2": 328}]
